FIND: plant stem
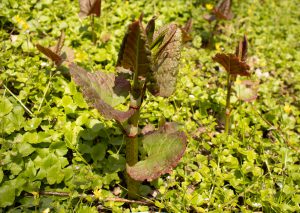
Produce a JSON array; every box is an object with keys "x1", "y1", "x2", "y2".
[
  {"x1": 3, "y1": 84, "x2": 33, "y2": 117},
  {"x1": 91, "y1": 15, "x2": 96, "y2": 45},
  {"x1": 125, "y1": 84, "x2": 142, "y2": 199},
  {"x1": 225, "y1": 73, "x2": 232, "y2": 135}
]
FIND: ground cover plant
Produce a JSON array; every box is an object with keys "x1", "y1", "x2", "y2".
[{"x1": 0, "y1": 0, "x2": 300, "y2": 212}]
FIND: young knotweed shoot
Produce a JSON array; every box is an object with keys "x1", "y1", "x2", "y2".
[
  {"x1": 78, "y1": 0, "x2": 101, "y2": 44},
  {"x1": 69, "y1": 15, "x2": 186, "y2": 199},
  {"x1": 203, "y1": 0, "x2": 233, "y2": 48},
  {"x1": 36, "y1": 31, "x2": 74, "y2": 67},
  {"x1": 212, "y1": 35, "x2": 251, "y2": 134}
]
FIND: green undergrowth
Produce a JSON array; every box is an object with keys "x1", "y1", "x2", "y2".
[{"x1": 0, "y1": 0, "x2": 300, "y2": 212}]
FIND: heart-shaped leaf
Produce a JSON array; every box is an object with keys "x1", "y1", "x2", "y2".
[
  {"x1": 69, "y1": 63, "x2": 135, "y2": 122},
  {"x1": 148, "y1": 24, "x2": 182, "y2": 97},
  {"x1": 117, "y1": 20, "x2": 152, "y2": 80},
  {"x1": 212, "y1": 53, "x2": 250, "y2": 76},
  {"x1": 127, "y1": 123, "x2": 186, "y2": 181},
  {"x1": 78, "y1": 0, "x2": 101, "y2": 19}
]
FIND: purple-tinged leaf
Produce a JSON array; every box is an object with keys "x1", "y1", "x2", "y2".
[
  {"x1": 145, "y1": 16, "x2": 156, "y2": 44},
  {"x1": 69, "y1": 63, "x2": 135, "y2": 122},
  {"x1": 213, "y1": 0, "x2": 233, "y2": 20},
  {"x1": 127, "y1": 123, "x2": 186, "y2": 181},
  {"x1": 117, "y1": 20, "x2": 152, "y2": 80},
  {"x1": 235, "y1": 80, "x2": 258, "y2": 102},
  {"x1": 181, "y1": 18, "x2": 193, "y2": 43},
  {"x1": 235, "y1": 35, "x2": 248, "y2": 62},
  {"x1": 149, "y1": 24, "x2": 182, "y2": 97},
  {"x1": 36, "y1": 44, "x2": 63, "y2": 66},
  {"x1": 212, "y1": 53, "x2": 250, "y2": 76},
  {"x1": 78, "y1": 0, "x2": 101, "y2": 19}
]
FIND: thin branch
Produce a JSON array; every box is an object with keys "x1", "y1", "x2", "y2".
[
  {"x1": 3, "y1": 84, "x2": 33, "y2": 116},
  {"x1": 24, "y1": 191, "x2": 153, "y2": 206}
]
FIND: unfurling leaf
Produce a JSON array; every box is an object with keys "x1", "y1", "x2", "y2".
[
  {"x1": 212, "y1": 53, "x2": 250, "y2": 76},
  {"x1": 78, "y1": 0, "x2": 101, "y2": 19},
  {"x1": 117, "y1": 20, "x2": 152, "y2": 81},
  {"x1": 69, "y1": 63, "x2": 135, "y2": 122},
  {"x1": 36, "y1": 44, "x2": 63, "y2": 66},
  {"x1": 36, "y1": 31, "x2": 73, "y2": 66},
  {"x1": 181, "y1": 18, "x2": 193, "y2": 43},
  {"x1": 127, "y1": 123, "x2": 186, "y2": 181},
  {"x1": 149, "y1": 24, "x2": 182, "y2": 97},
  {"x1": 235, "y1": 80, "x2": 258, "y2": 102},
  {"x1": 235, "y1": 35, "x2": 248, "y2": 62},
  {"x1": 145, "y1": 16, "x2": 156, "y2": 44},
  {"x1": 213, "y1": 0, "x2": 233, "y2": 20}
]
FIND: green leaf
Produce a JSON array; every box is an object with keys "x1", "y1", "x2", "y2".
[
  {"x1": 149, "y1": 24, "x2": 182, "y2": 97},
  {"x1": 69, "y1": 63, "x2": 135, "y2": 122},
  {"x1": 91, "y1": 143, "x2": 107, "y2": 162},
  {"x1": 0, "y1": 97, "x2": 13, "y2": 117},
  {"x1": 127, "y1": 123, "x2": 186, "y2": 181},
  {"x1": 17, "y1": 142, "x2": 35, "y2": 157},
  {"x1": 117, "y1": 19, "x2": 152, "y2": 80},
  {"x1": 0, "y1": 184, "x2": 15, "y2": 208}
]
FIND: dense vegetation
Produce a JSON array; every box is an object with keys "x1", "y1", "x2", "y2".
[{"x1": 0, "y1": 0, "x2": 300, "y2": 212}]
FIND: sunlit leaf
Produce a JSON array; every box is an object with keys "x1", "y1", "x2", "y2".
[
  {"x1": 69, "y1": 63, "x2": 135, "y2": 122},
  {"x1": 127, "y1": 123, "x2": 186, "y2": 181},
  {"x1": 149, "y1": 24, "x2": 182, "y2": 97},
  {"x1": 212, "y1": 53, "x2": 250, "y2": 76},
  {"x1": 78, "y1": 0, "x2": 101, "y2": 19}
]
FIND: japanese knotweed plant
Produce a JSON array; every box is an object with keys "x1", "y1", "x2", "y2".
[
  {"x1": 203, "y1": 0, "x2": 233, "y2": 48},
  {"x1": 78, "y1": 0, "x2": 102, "y2": 44},
  {"x1": 69, "y1": 15, "x2": 186, "y2": 199},
  {"x1": 213, "y1": 35, "x2": 251, "y2": 134}
]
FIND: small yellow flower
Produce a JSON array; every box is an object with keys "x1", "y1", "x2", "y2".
[
  {"x1": 235, "y1": 79, "x2": 242, "y2": 85},
  {"x1": 75, "y1": 50, "x2": 89, "y2": 62},
  {"x1": 284, "y1": 104, "x2": 291, "y2": 114},
  {"x1": 93, "y1": 187, "x2": 102, "y2": 200},
  {"x1": 215, "y1": 42, "x2": 221, "y2": 51},
  {"x1": 42, "y1": 208, "x2": 50, "y2": 213},
  {"x1": 206, "y1": 3, "x2": 214, "y2": 11},
  {"x1": 13, "y1": 15, "x2": 29, "y2": 31}
]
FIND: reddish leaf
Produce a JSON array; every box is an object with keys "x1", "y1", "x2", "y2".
[
  {"x1": 36, "y1": 44, "x2": 63, "y2": 66},
  {"x1": 69, "y1": 63, "x2": 135, "y2": 122},
  {"x1": 235, "y1": 35, "x2": 248, "y2": 62},
  {"x1": 127, "y1": 123, "x2": 187, "y2": 181},
  {"x1": 78, "y1": 0, "x2": 101, "y2": 19},
  {"x1": 181, "y1": 18, "x2": 193, "y2": 43},
  {"x1": 213, "y1": 0, "x2": 233, "y2": 20},
  {"x1": 213, "y1": 53, "x2": 250, "y2": 76},
  {"x1": 36, "y1": 31, "x2": 73, "y2": 66},
  {"x1": 117, "y1": 20, "x2": 152, "y2": 80},
  {"x1": 145, "y1": 16, "x2": 156, "y2": 44}
]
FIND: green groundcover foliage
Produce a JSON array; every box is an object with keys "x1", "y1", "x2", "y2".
[{"x1": 0, "y1": 0, "x2": 300, "y2": 212}]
